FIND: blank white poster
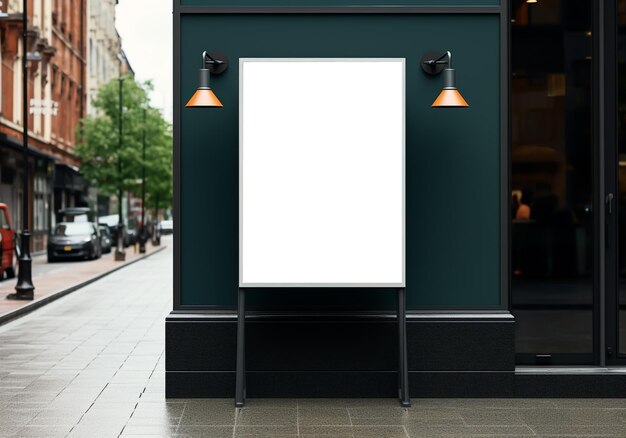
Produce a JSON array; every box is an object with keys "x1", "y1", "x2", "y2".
[{"x1": 240, "y1": 59, "x2": 405, "y2": 287}]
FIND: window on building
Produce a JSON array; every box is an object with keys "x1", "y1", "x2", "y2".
[
  {"x1": 34, "y1": 175, "x2": 49, "y2": 232},
  {"x1": 60, "y1": 75, "x2": 66, "y2": 139},
  {"x1": 101, "y1": 49, "x2": 106, "y2": 82},
  {"x1": 51, "y1": 65, "x2": 58, "y2": 90},
  {"x1": 96, "y1": 46, "x2": 100, "y2": 82},
  {"x1": 89, "y1": 38, "x2": 94, "y2": 73}
]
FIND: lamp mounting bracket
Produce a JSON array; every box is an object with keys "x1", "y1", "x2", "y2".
[
  {"x1": 202, "y1": 51, "x2": 229, "y2": 75},
  {"x1": 421, "y1": 51, "x2": 452, "y2": 75}
]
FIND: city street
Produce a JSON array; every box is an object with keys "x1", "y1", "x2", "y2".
[{"x1": 0, "y1": 238, "x2": 625, "y2": 437}]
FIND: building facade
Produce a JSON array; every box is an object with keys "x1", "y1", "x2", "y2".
[
  {"x1": 169, "y1": 0, "x2": 626, "y2": 399},
  {"x1": 86, "y1": 0, "x2": 133, "y2": 219},
  {"x1": 0, "y1": 0, "x2": 87, "y2": 252},
  {"x1": 86, "y1": 0, "x2": 120, "y2": 117}
]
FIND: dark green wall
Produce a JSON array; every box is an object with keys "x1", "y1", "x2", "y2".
[{"x1": 179, "y1": 13, "x2": 501, "y2": 309}]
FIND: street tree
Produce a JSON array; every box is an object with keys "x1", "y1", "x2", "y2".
[
  {"x1": 76, "y1": 75, "x2": 173, "y2": 221},
  {"x1": 143, "y1": 107, "x2": 173, "y2": 221}
]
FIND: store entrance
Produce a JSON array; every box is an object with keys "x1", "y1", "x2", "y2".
[
  {"x1": 510, "y1": 0, "x2": 596, "y2": 365},
  {"x1": 606, "y1": 0, "x2": 626, "y2": 366},
  {"x1": 511, "y1": 0, "x2": 626, "y2": 366}
]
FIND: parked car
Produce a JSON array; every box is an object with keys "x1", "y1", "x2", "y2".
[
  {"x1": 47, "y1": 222, "x2": 102, "y2": 262},
  {"x1": 98, "y1": 224, "x2": 112, "y2": 254},
  {"x1": 159, "y1": 220, "x2": 173, "y2": 235},
  {"x1": 56, "y1": 207, "x2": 93, "y2": 223},
  {"x1": 98, "y1": 215, "x2": 130, "y2": 248},
  {"x1": 0, "y1": 203, "x2": 16, "y2": 279}
]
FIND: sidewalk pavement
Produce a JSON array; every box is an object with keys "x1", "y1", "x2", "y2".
[
  {"x1": 0, "y1": 241, "x2": 166, "y2": 325},
  {"x1": 2, "y1": 239, "x2": 626, "y2": 437}
]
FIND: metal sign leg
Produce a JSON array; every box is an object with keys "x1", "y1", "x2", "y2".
[
  {"x1": 398, "y1": 287, "x2": 411, "y2": 407},
  {"x1": 235, "y1": 288, "x2": 246, "y2": 407}
]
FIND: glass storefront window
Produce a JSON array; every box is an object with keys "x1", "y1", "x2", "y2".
[
  {"x1": 617, "y1": 0, "x2": 626, "y2": 355},
  {"x1": 511, "y1": 0, "x2": 594, "y2": 363}
]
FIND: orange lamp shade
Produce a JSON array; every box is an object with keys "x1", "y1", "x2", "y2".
[
  {"x1": 432, "y1": 89, "x2": 469, "y2": 108},
  {"x1": 185, "y1": 88, "x2": 223, "y2": 108}
]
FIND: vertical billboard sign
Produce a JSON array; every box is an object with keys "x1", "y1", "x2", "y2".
[{"x1": 240, "y1": 59, "x2": 405, "y2": 288}]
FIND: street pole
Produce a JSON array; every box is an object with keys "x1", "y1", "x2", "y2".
[
  {"x1": 153, "y1": 193, "x2": 160, "y2": 246},
  {"x1": 10, "y1": 0, "x2": 34, "y2": 300},
  {"x1": 114, "y1": 74, "x2": 126, "y2": 261},
  {"x1": 139, "y1": 107, "x2": 146, "y2": 253}
]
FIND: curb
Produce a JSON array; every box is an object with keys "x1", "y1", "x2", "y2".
[{"x1": 0, "y1": 245, "x2": 167, "y2": 327}]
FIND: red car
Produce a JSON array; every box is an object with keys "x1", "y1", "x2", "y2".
[{"x1": 0, "y1": 203, "x2": 16, "y2": 280}]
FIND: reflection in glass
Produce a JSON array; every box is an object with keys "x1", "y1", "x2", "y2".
[
  {"x1": 511, "y1": 0, "x2": 594, "y2": 362},
  {"x1": 618, "y1": 0, "x2": 626, "y2": 355}
]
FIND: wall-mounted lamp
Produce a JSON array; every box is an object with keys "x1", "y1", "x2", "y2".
[
  {"x1": 186, "y1": 51, "x2": 229, "y2": 108},
  {"x1": 421, "y1": 51, "x2": 469, "y2": 108}
]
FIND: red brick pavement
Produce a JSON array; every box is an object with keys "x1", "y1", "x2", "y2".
[{"x1": 0, "y1": 241, "x2": 167, "y2": 324}]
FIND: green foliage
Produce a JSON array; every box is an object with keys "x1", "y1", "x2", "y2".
[
  {"x1": 143, "y1": 107, "x2": 173, "y2": 212},
  {"x1": 76, "y1": 75, "x2": 172, "y2": 212}
]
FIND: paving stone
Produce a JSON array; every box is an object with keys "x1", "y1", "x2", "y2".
[
  {"x1": 552, "y1": 399, "x2": 626, "y2": 409},
  {"x1": 404, "y1": 424, "x2": 535, "y2": 438},
  {"x1": 529, "y1": 424, "x2": 626, "y2": 436},
  {"x1": 298, "y1": 411, "x2": 351, "y2": 426},
  {"x1": 121, "y1": 435, "x2": 174, "y2": 438},
  {"x1": 14, "y1": 425, "x2": 74, "y2": 437},
  {"x1": 68, "y1": 422, "x2": 126, "y2": 437},
  {"x1": 234, "y1": 425, "x2": 298, "y2": 436},
  {"x1": 351, "y1": 426, "x2": 409, "y2": 438},
  {"x1": 28, "y1": 413, "x2": 84, "y2": 426},
  {"x1": 0, "y1": 425, "x2": 25, "y2": 437},
  {"x1": 245, "y1": 398, "x2": 297, "y2": 408},
  {"x1": 352, "y1": 416, "x2": 465, "y2": 427},
  {"x1": 175, "y1": 425, "x2": 234, "y2": 437},
  {"x1": 179, "y1": 405, "x2": 236, "y2": 426},
  {"x1": 519, "y1": 408, "x2": 626, "y2": 425},
  {"x1": 131, "y1": 401, "x2": 185, "y2": 418},
  {"x1": 120, "y1": 424, "x2": 178, "y2": 435},
  {"x1": 410, "y1": 398, "x2": 556, "y2": 410},
  {"x1": 236, "y1": 407, "x2": 297, "y2": 426},
  {"x1": 298, "y1": 398, "x2": 399, "y2": 408},
  {"x1": 0, "y1": 408, "x2": 39, "y2": 426},
  {"x1": 125, "y1": 416, "x2": 180, "y2": 427},
  {"x1": 459, "y1": 409, "x2": 527, "y2": 426}
]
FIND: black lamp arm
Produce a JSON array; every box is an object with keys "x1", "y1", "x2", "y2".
[
  {"x1": 423, "y1": 51, "x2": 452, "y2": 68},
  {"x1": 202, "y1": 51, "x2": 224, "y2": 68},
  {"x1": 199, "y1": 51, "x2": 229, "y2": 76}
]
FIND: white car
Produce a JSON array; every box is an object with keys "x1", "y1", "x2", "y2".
[{"x1": 159, "y1": 220, "x2": 173, "y2": 235}]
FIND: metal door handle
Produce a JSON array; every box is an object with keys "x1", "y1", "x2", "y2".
[
  {"x1": 606, "y1": 193, "x2": 614, "y2": 215},
  {"x1": 606, "y1": 193, "x2": 614, "y2": 249}
]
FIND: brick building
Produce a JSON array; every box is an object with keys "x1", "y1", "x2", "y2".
[
  {"x1": 0, "y1": 0, "x2": 88, "y2": 252},
  {"x1": 0, "y1": 0, "x2": 129, "y2": 254}
]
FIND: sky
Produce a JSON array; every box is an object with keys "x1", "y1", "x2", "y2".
[{"x1": 116, "y1": 0, "x2": 173, "y2": 122}]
